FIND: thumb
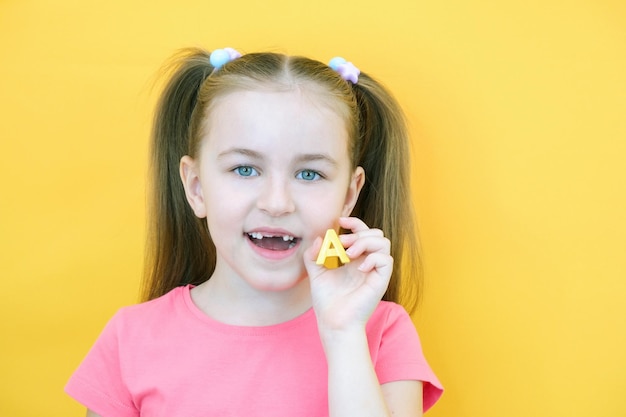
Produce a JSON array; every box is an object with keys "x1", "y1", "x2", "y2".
[{"x1": 303, "y1": 236, "x2": 325, "y2": 277}]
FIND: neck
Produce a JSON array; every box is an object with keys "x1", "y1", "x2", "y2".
[{"x1": 190, "y1": 276, "x2": 312, "y2": 326}]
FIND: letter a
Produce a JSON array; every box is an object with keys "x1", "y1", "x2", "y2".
[{"x1": 316, "y1": 229, "x2": 350, "y2": 269}]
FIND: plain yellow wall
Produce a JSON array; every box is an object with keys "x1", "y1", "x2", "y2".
[{"x1": 1, "y1": 1, "x2": 625, "y2": 416}]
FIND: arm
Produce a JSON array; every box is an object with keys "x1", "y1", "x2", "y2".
[
  {"x1": 306, "y1": 217, "x2": 423, "y2": 417},
  {"x1": 321, "y1": 327, "x2": 423, "y2": 417},
  {"x1": 382, "y1": 381, "x2": 424, "y2": 416}
]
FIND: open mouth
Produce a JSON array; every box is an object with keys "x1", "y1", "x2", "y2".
[{"x1": 247, "y1": 232, "x2": 300, "y2": 251}]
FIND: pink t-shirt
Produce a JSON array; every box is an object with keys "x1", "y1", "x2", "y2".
[{"x1": 66, "y1": 285, "x2": 442, "y2": 416}]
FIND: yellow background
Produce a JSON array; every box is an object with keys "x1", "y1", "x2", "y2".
[{"x1": 1, "y1": 1, "x2": 625, "y2": 416}]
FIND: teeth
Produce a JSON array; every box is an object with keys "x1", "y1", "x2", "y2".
[{"x1": 248, "y1": 232, "x2": 295, "y2": 241}]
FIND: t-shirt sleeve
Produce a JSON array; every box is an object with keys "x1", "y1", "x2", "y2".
[
  {"x1": 65, "y1": 311, "x2": 139, "y2": 417},
  {"x1": 373, "y1": 304, "x2": 443, "y2": 412}
]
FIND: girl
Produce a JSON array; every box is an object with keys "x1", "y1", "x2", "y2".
[{"x1": 66, "y1": 47, "x2": 443, "y2": 417}]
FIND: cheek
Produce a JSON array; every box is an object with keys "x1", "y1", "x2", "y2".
[
  {"x1": 297, "y1": 183, "x2": 351, "y2": 220},
  {"x1": 202, "y1": 182, "x2": 248, "y2": 223}
]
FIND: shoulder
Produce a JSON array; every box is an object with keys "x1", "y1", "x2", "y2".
[
  {"x1": 367, "y1": 301, "x2": 416, "y2": 337},
  {"x1": 105, "y1": 286, "x2": 187, "y2": 336},
  {"x1": 372, "y1": 300, "x2": 411, "y2": 319},
  {"x1": 368, "y1": 301, "x2": 444, "y2": 412},
  {"x1": 366, "y1": 301, "x2": 424, "y2": 369}
]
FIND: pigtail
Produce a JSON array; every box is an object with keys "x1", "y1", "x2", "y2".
[
  {"x1": 351, "y1": 75, "x2": 422, "y2": 312},
  {"x1": 142, "y1": 49, "x2": 216, "y2": 301}
]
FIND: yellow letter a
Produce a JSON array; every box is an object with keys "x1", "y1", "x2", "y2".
[{"x1": 315, "y1": 229, "x2": 350, "y2": 269}]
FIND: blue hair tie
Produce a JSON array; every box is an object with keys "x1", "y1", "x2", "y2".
[
  {"x1": 210, "y1": 47, "x2": 242, "y2": 70},
  {"x1": 329, "y1": 56, "x2": 360, "y2": 84}
]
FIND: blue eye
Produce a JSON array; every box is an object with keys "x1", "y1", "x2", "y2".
[
  {"x1": 296, "y1": 170, "x2": 321, "y2": 181},
  {"x1": 234, "y1": 166, "x2": 258, "y2": 177}
]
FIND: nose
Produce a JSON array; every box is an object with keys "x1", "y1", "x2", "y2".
[{"x1": 256, "y1": 176, "x2": 296, "y2": 217}]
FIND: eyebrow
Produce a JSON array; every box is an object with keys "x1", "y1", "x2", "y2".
[
  {"x1": 217, "y1": 148, "x2": 262, "y2": 160},
  {"x1": 217, "y1": 148, "x2": 339, "y2": 166},
  {"x1": 295, "y1": 153, "x2": 339, "y2": 166}
]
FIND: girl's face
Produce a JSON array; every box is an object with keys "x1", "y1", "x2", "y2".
[{"x1": 181, "y1": 87, "x2": 364, "y2": 299}]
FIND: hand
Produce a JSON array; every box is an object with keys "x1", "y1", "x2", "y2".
[{"x1": 304, "y1": 217, "x2": 393, "y2": 334}]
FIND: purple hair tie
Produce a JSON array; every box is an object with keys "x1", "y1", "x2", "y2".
[
  {"x1": 210, "y1": 47, "x2": 242, "y2": 69},
  {"x1": 329, "y1": 57, "x2": 360, "y2": 84}
]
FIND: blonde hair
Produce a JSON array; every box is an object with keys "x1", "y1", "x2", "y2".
[{"x1": 142, "y1": 48, "x2": 422, "y2": 312}]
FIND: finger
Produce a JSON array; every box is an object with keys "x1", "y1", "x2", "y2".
[
  {"x1": 345, "y1": 236, "x2": 391, "y2": 259},
  {"x1": 303, "y1": 236, "x2": 332, "y2": 278},
  {"x1": 338, "y1": 216, "x2": 370, "y2": 233},
  {"x1": 304, "y1": 236, "x2": 324, "y2": 263},
  {"x1": 339, "y1": 228, "x2": 384, "y2": 247},
  {"x1": 357, "y1": 253, "x2": 394, "y2": 277}
]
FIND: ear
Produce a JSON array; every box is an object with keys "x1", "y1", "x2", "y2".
[
  {"x1": 180, "y1": 155, "x2": 207, "y2": 218},
  {"x1": 341, "y1": 166, "x2": 365, "y2": 217}
]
